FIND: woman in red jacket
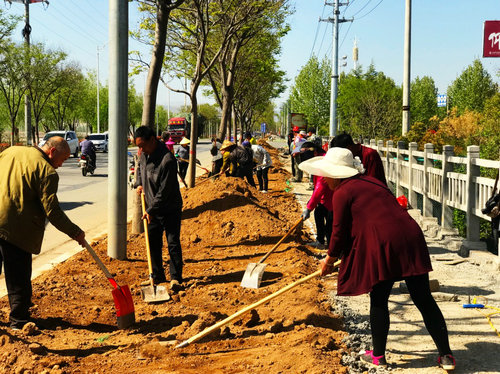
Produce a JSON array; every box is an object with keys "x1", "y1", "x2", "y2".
[{"x1": 299, "y1": 147, "x2": 455, "y2": 371}]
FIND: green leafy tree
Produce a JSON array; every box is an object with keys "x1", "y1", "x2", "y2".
[
  {"x1": 44, "y1": 63, "x2": 85, "y2": 135},
  {"x1": 131, "y1": 0, "x2": 185, "y2": 127},
  {"x1": 0, "y1": 43, "x2": 27, "y2": 145},
  {"x1": 410, "y1": 75, "x2": 438, "y2": 126},
  {"x1": 447, "y1": 59, "x2": 497, "y2": 114},
  {"x1": 23, "y1": 43, "x2": 67, "y2": 143},
  {"x1": 337, "y1": 64, "x2": 401, "y2": 139},
  {"x1": 231, "y1": 27, "x2": 286, "y2": 138},
  {"x1": 480, "y1": 92, "x2": 500, "y2": 161},
  {"x1": 289, "y1": 55, "x2": 330, "y2": 134}
]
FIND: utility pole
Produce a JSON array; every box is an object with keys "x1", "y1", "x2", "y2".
[
  {"x1": 322, "y1": 1, "x2": 352, "y2": 137},
  {"x1": 108, "y1": 0, "x2": 128, "y2": 260},
  {"x1": 97, "y1": 46, "x2": 101, "y2": 134},
  {"x1": 402, "y1": 0, "x2": 412, "y2": 135},
  {"x1": 23, "y1": 1, "x2": 32, "y2": 145}
]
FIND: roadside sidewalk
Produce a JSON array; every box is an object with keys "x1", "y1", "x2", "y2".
[{"x1": 275, "y1": 141, "x2": 500, "y2": 374}]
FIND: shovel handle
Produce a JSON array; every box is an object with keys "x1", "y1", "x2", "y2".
[
  {"x1": 84, "y1": 240, "x2": 116, "y2": 288},
  {"x1": 140, "y1": 193, "x2": 155, "y2": 288},
  {"x1": 259, "y1": 217, "x2": 303, "y2": 264},
  {"x1": 176, "y1": 259, "x2": 341, "y2": 349},
  {"x1": 196, "y1": 172, "x2": 222, "y2": 186}
]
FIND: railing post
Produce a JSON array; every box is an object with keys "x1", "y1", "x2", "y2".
[
  {"x1": 423, "y1": 143, "x2": 434, "y2": 218},
  {"x1": 396, "y1": 141, "x2": 406, "y2": 197},
  {"x1": 408, "y1": 142, "x2": 418, "y2": 208},
  {"x1": 386, "y1": 140, "x2": 394, "y2": 190},
  {"x1": 466, "y1": 145, "x2": 480, "y2": 241},
  {"x1": 441, "y1": 145, "x2": 454, "y2": 228},
  {"x1": 377, "y1": 140, "x2": 385, "y2": 177}
]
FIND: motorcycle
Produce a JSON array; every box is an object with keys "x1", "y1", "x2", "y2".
[
  {"x1": 128, "y1": 151, "x2": 136, "y2": 188},
  {"x1": 79, "y1": 153, "x2": 95, "y2": 176}
]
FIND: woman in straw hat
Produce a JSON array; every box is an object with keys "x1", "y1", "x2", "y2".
[
  {"x1": 176, "y1": 137, "x2": 190, "y2": 179},
  {"x1": 299, "y1": 148, "x2": 455, "y2": 371}
]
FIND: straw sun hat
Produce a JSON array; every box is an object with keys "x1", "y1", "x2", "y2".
[
  {"x1": 219, "y1": 140, "x2": 235, "y2": 151},
  {"x1": 298, "y1": 147, "x2": 365, "y2": 179},
  {"x1": 179, "y1": 137, "x2": 191, "y2": 145}
]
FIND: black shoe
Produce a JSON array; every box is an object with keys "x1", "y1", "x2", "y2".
[
  {"x1": 438, "y1": 354, "x2": 456, "y2": 371},
  {"x1": 170, "y1": 280, "x2": 183, "y2": 293}
]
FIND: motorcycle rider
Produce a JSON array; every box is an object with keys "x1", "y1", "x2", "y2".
[{"x1": 80, "y1": 135, "x2": 96, "y2": 170}]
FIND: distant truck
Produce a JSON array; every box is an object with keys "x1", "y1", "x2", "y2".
[
  {"x1": 167, "y1": 117, "x2": 190, "y2": 143},
  {"x1": 289, "y1": 113, "x2": 307, "y2": 132}
]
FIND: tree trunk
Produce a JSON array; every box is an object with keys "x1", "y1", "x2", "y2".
[
  {"x1": 141, "y1": 2, "x2": 169, "y2": 127},
  {"x1": 187, "y1": 92, "x2": 198, "y2": 188}
]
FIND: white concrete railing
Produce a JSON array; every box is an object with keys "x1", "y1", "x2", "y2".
[{"x1": 362, "y1": 140, "x2": 500, "y2": 244}]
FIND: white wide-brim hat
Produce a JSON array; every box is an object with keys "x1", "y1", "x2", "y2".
[
  {"x1": 179, "y1": 137, "x2": 190, "y2": 145},
  {"x1": 298, "y1": 147, "x2": 365, "y2": 179}
]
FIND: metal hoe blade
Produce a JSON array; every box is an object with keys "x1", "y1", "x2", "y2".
[
  {"x1": 240, "y1": 262, "x2": 267, "y2": 289},
  {"x1": 140, "y1": 284, "x2": 171, "y2": 303}
]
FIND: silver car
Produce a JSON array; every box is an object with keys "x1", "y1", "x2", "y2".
[
  {"x1": 88, "y1": 133, "x2": 109, "y2": 153},
  {"x1": 38, "y1": 131, "x2": 80, "y2": 157}
]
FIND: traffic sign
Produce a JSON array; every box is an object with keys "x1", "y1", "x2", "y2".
[{"x1": 437, "y1": 94, "x2": 447, "y2": 108}]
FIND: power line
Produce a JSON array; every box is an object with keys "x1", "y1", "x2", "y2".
[
  {"x1": 354, "y1": 0, "x2": 384, "y2": 20},
  {"x1": 317, "y1": 19, "x2": 329, "y2": 58},
  {"x1": 339, "y1": 21, "x2": 353, "y2": 49},
  {"x1": 350, "y1": 0, "x2": 374, "y2": 17},
  {"x1": 61, "y1": 0, "x2": 108, "y2": 35},
  {"x1": 309, "y1": 4, "x2": 327, "y2": 59},
  {"x1": 34, "y1": 20, "x2": 95, "y2": 61},
  {"x1": 46, "y1": 2, "x2": 106, "y2": 46}
]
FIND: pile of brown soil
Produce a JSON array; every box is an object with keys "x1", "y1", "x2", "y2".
[{"x1": 0, "y1": 143, "x2": 347, "y2": 373}]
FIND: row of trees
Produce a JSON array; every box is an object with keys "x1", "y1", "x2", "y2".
[
  {"x1": 132, "y1": 0, "x2": 291, "y2": 186},
  {"x1": 0, "y1": 9, "x2": 148, "y2": 146},
  {"x1": 287, "y1": 56, "x2": 499, "y2": 158}
]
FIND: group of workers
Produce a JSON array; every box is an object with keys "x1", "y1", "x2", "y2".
[
  {"x1": 0, "y1": 127, "x2": 455, "y2": 372},
  {"x1": 211, "y1": 131, "x2": 272, "y2": 193}
]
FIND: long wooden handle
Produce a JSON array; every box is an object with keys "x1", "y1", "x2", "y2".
[
  {"x1": 140, "y1": 193, "x2": 155, "y2": 286},
  {"x1": 176, "y1": 259, "x2": 341, "y2": 349},
  {"x1": 196, "y1": 172, "x2": 222, "y2": 186},
  {"x1": 84, "y1": 240, "x2": 115, "y2": 284},
  {"x1": 259, "y1": 217, "x2": 303, "y2": 264}
]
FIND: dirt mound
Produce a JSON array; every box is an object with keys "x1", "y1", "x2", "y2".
[{"x1": 0, "y1": 143, "x2": 348, "y2": 373}]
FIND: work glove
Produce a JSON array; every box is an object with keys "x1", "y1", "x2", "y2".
[{"x1": 301, "y1": 208, "x2": 311, "y2": 221}]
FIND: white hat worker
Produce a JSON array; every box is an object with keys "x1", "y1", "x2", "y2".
[
  {"x1": 179, "y1": 137, "x2": 190, "y2": 145},
  {"x1": 299, "y1": 147, "x2": 365, "y2": 179}
]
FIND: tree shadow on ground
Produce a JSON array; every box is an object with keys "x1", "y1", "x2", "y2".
[
  {"x1": 59, "y1": 201, "x2": 93, "y2": 210},
  {"x1": 136, "y1": 314, "x2": 199, "y2": 335}
]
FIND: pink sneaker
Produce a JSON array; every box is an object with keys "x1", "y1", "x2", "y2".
[{"x1": 359, "y1": 350, "x2": 387, "y2": 367}]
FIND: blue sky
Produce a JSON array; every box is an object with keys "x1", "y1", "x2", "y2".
[{"x1": 6, "y1": 0, "x2": 500, "y2": 112}]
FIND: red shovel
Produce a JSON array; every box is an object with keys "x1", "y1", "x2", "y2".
[{"x1": 84, "y1": 240, "x2": 135, "y2": 329}]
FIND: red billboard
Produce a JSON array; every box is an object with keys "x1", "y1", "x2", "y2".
[{"x1": 483, "y1": 21, "x2": 500, "y2": 57}]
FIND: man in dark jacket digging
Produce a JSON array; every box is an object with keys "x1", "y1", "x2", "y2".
[{"x1": 134, "y1": 126, "x2": 184, "y2": 293}]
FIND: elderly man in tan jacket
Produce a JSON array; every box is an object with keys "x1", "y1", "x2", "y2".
[{"x1": 0, "y1": 136, "x2": 85, "y2": 329}]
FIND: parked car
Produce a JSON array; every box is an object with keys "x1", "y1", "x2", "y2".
[
  {"x1": 88, "y1": 133, "x2": 109, "y2": 153},
  {"x1": 38, "y1": 130, "x2": 79, "y2": 157}
]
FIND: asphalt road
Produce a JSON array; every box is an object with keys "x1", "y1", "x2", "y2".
[{"x1": 0, "y1": 140, "x2": 214, "y2": 297}]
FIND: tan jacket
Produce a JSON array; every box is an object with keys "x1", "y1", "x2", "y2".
[{"x1": 0, "y1": 146, "x2": 81, "y2": 254}]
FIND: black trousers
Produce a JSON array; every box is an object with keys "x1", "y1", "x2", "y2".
[
  {"x1": 147, "y1": 211, "x2": 183, "y2": 283},
  {"x1": 370, "y1": 273, "x2": 452, "y2": 357},
  {"x1": 212, "y1": 158, "x2": 223, "y2": 177},
  {"x1": 236, "y1": 166, "x2": 256, "y2": 187},
  {"x1": 0, "y1": 239, "x2": 32, "y2": 328},
  {"x1": 314, "y1": 204, "x2": 333, "y2": 245},
  {"x1": 256, "y1": 167, "x2": 269, "y2": 191},
  {"x1": 178, "y1": 161, "x2": 188, "y2": 180}
]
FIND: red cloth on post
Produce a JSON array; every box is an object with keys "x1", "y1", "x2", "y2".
[{"x1": 328, "y1": 175, "x2": 432, "y2": 296}]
